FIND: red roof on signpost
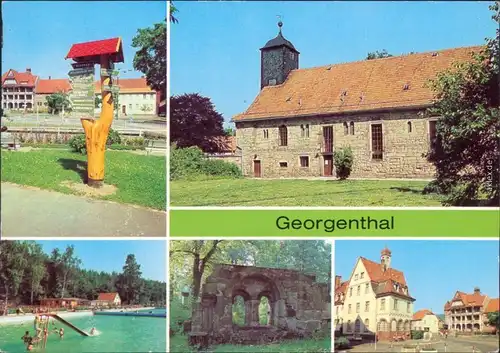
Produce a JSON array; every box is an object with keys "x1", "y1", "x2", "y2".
[{"x1": 66, "y1": 37, "x2": 124, "y2": 63}]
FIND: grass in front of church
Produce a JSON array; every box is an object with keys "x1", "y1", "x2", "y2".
[
  {"x1": 169, "y1": 334, "x2": 331, "y2": 353},
  {"x1": 170, "y1": 178, "x2": 443, "y2": 206},
  {"x1": 1, "y1": 149, "x2": 166, "y2": 210}
]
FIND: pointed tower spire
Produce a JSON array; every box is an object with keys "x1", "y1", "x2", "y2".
[{"x1": 260, "y1": 19, "x2": 299, "y2": 89}]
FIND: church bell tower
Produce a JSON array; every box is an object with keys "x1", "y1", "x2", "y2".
[{"x1": 260, "y1": 21, "x2": 299, "y2": 89}]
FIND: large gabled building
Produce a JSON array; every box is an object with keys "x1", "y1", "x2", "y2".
[
  {"x1": 232, "y1": 22, "x2": 481, "y2": 179},
  {"x1": 334, "y1": 247, "x2": 415, "y2": 341},
  {"x1": 1, "y1": 68, "x2": 38, "y2": 112},
  {"x1": 444, "y1": 289, "x2": 499, "y2": 334}
]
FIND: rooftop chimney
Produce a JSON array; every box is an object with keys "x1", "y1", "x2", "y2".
[
  {"x1": 26, "y1": 68, "x2": 31, "y2": 73},
  {"x1": 474, "y1": 287, "x2": 480, "y2": 294},
  {"x1": 335, "y1": 275, "x2": 342, "y2": 289},
  {"x1": 48, "y1": 76, "x2": 51, "y2": 80}
]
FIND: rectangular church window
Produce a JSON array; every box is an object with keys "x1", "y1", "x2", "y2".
[{"x1": 371, "y1": 124, "x2": 383, "y2": 160}]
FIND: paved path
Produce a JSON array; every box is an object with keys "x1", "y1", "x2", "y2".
[
  {"x1": 345, "y1": 336, "x2": 499, "y2": 352},
  {"x1": 1, "y1": 183, "x2": 166, "y2": 237}
]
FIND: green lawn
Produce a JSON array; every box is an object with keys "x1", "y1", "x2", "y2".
[
  {"x1": 170, "y1": 335, "x2": 331, "y2": 353},
  {"x1": 1, "y1": 149, "x2": 166, "y2": 210},
  {"x1": 170, "y1": 178, "x2": 443, "y2": 206}
]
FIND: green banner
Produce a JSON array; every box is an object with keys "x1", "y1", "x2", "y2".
[{"x1": 170, "y1": 210, "x2": 499, "y2": 237}]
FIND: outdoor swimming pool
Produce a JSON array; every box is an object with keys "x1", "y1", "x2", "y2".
[{"x1": 0, "y1": 309, "x2": 167, "y2": 353}]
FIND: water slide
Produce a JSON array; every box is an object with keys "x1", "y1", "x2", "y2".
[{"x1": 48, "y1": 314, "x2": 90, "y2": 336}]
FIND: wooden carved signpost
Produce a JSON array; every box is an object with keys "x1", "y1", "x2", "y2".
[{"x1": 66, "y1": 37, "x2": 124, "y2": 188}]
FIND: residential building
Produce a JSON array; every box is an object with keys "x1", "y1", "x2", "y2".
[
  {"x1": 40, "y1": 297, "x2": 87, "y2": 309},
  {"x1": 35, "y1": 77, "x2": 72, "y2": 113},
  {"x1": 334, "y1": 247, "x2": 415, "y2": 341},
  {"x1": 444, "y1": 289, "x2": 499, "y2": 333},
  {"x1": 95, "y1": 77, "x2": 156, "y2": 116},
  {"x1": 411, "y1": 309, "x2": 441, "y2": 333},
  {"x1": 1, "y1": 68, "x2": 38, "y2": 112},
  {"x1": 93, "y1": 292, "x2": 122, "y2": 307},
  {"x1": 232, "y1": 23, "x2": 481, "y2": 178}
]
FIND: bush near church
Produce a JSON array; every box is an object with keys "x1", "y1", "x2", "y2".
[
  {"x1": 170, "y1": 145, "x2": 241, "y2": 180},
  {"x1": 333, "y1": 147, "x2": 354, "y2": 180}
]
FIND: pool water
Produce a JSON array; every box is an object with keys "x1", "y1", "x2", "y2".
[{"x1": 0, "y1": 310, "x2": 166, "y2": 353}]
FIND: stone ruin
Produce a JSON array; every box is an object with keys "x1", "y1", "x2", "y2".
[{"x1": 188, "y1": 264, "x2": 331, "y2": 346}]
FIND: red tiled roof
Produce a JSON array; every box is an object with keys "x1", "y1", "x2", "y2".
[
  {"x1": 234, "y1": 45, "x2": 483, "y2": 121},
  {"x1": 66, "y1": 37, "x2": 123, "y2": 62},
  {"x1": 2, "y1": 69, "x2": 38, "y2": 86},
  {"x1": 485, "y1": 298, "x2": 500, "y2": 313},
  {"x1": 360, "y1": 257, "x2": 406, "y2": 285},
  {"x1": 97, "y1": 293, "x2": 119, "y2": 301},
  {"x1": 413, "y1": 309, "x2": 434, "y2": 320},
  {"x1": 211, "y1": 136, "x2": 237, "y2": 153},
  {"x1": 36, "y1": 79, "x2": 71, "y2": 94},
  {"x1": 452, "y1": 290, "x2": 487, "y2": 307},
  {"x1": 334, "y1": 281, "x2": 348, "y2": 305},
  {"x1": 95, "y1": 78, "x2": 154, "y2": 93}
]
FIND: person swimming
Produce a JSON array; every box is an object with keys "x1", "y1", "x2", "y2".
[
  {"x1": 59, "y1": 328, "x2": 64, "y2": 339},
  {"x1": 21, "y1": 331, "x2": 31, "y2": 346},
  {"x1": 89, "y1": 327, "x2": 96, "y2": 335}
]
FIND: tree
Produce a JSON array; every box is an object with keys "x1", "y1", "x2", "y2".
[
  {"x1": 132, "y1": 21, "x2": 166, "y2": 94},
  {"x1": 118, "y1": 254, "x2": 143, "y2": 305},
  {"x1": 224, "y1": 127, "x2": 235, "y2": 136},
  {"x1": 0, "y1": 241, "x2": 28, "y2": 315},
  {"x1": 170, "y1": 1, "x2": 178, "y2": 24},
  {"x1": 26, "y1": 242, "x2": 46, "y2": 305},
  {"x1": 487, "y1": 311, "x2": 499, "y2": 332},
  {"x1": 52, "y1": 246, "x2": 81, "y2": 298},
  {"x1": 366, "y1": 49, "x2": 393, "y2": 60},
  {"x1": 424, "y1": 2, "x2": 499, "y2": 205},
  {"x1": 170, "y1": 240, "x2": 224, "y2": 306},
  {"x1": 46, "y1": 92, "x2": 70, "y2": 114},
  {"x1": 170, "y1": 93, "x2": 225, "y2": 152},
  {"x1": 95, "y1": 96, "x2": 102, "y2": 108}
]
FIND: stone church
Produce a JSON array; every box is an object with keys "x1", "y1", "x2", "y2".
[{"x1": 233, "y1": 22, "x2": 481, "y2": 178}]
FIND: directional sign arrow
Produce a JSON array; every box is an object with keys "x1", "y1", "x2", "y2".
[{"x1": 100, "y1": 69, "x2": 120, "y2": 77}]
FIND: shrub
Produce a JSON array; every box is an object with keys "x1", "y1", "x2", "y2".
[
  {"x1": 144, "y1": 131, "x2": 166, "y2": 140},
  {"x1": 411, "y1": 330, "x2": 424, "y2": 340},
  {"x1": 69, "y1": 134, "x2": 87, "y2": 154},
  {"x1": 106, "y1": 128, "x2": 121, "y2": 145},
  {"x1": 170, "y1": 145, "x2": 242, "y2": 180},
  {"x1": 170, "y1": 145, "x2": 205, "y2": 180},
  {"x1": 125, "y1": 137, "x2": 146, "y2": 147},
  {"x1": 333, "y1": 146, "x2": 354, "y2": 179},
  {"x1": 335, "y1": 336, "x2": 350, "y2": 349},
  {"x1": 201, "y1": 159, "x2": 241, "y2": 178}
]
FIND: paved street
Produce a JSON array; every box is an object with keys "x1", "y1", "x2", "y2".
[
  {"x1": 1, "y1": 183, "x2": 166, "y2": 237},
  {"x1": 344, "y1": 336, "x2": 499, "y2": 352}
]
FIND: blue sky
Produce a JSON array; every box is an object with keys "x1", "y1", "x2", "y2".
[
  {"x1": 335, "y1": 240, "x2": 500, "y2": 314},
  {"x1": 2, "y1": 1, "x2": 165, "y2": 80},
  {"x1": 171, "y1": 1, "x2": 497, "y2": 127},
  {"x1": 37, "y1": 240, "x2": 166, "y2": 282}
]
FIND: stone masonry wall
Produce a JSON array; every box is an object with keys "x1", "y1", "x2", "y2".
[
  {"x1": 235, "y1": 110, "x2": 436, "y2": 179},
  {"x1": 190, "y1": 264, "x2": 330, "y2": 345}
]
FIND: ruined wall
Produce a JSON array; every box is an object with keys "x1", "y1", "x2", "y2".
[
  {"x1": 189, "y1": 264, "x2": 330, "y2": 345},
  {"x1": 235, "y1": 110, "x2": 436, "y2": 179}
]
